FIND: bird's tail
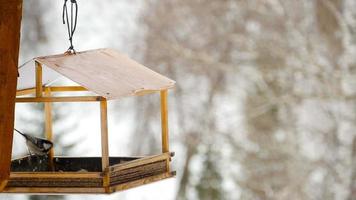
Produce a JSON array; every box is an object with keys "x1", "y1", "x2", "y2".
[{"x1": 14, "y1": 128, "x2": 26, "y2": 137}]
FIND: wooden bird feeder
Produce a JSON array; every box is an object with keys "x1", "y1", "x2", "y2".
[{"x1": 2, "y1": 48, "x2": 176, "y2": 194}]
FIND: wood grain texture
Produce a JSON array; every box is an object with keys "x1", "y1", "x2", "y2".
[
  {"x1": 0, "y1": 0, "x2": 23, "y2": 191},
  {"x1": 3, "y1": 173, "x2": 175, "y2": 194},
  {"x1": 110, "y1": 161, "x2": 167, "y2": 186},
  {"x1": 9, "y1": 172, "x2": 102, "y2": 179},
  {"x1": 3, "y1": 187, "x2": 106, "y2": 194},
  {"x1": 109, "y1": 152, "x2": 171, "y2": 172},
  {"x1": 110, "y1": 172, "x2": 175, "y2": 193},
  {"x1": 35, "y1": 48, "x2": 176, "y2": 99},
  {"x1": 7, "y1": 177, "x2": 102, "y2": 188}
]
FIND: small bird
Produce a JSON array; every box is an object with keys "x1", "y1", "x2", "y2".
[{"x1": 14, "y1": 129, "x2": 53, "y2": 156}]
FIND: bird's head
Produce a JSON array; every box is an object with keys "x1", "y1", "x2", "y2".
[{"x1": 43, "y1": 141, "x2": 53, "y2": 151}]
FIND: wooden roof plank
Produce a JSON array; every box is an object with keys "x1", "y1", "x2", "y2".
[{"x1": 35, "y1": 49, "x2": 175, "y2": 100}]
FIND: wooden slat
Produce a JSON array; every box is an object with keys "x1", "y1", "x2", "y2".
[
  {"x1": 109, "y1": 153, "x2": 171, "y2": 172},
  {"x1": 16, "y1": 96, "x2": 103, "y2": 103},
  {"x1": 134, "y1": 89, "x2": 159, "y2": 96},
  {"x1": 48, "y1": 86, "x2": 87, "y2": 92},
  {"x1": 16, "y1": 86, "x2": 88, "y2": 96},
  {"x1": 16, "y1": 88, "x2": 35, "y2": 96},
  {"x1": 100, "y1": 99, "x2": 109, "y2": 171},
  {"x1": 160, "y1": 90, "x2": 171, "y2": 172},
  {"x1": 0, "y1": 0, "x2": 23, "y2": 192},
  {"x1": 35, "y1": 48, "x2": 176, "y2": 99},
  {"x1": 100, "y1": 99, "x2": 110, "y2": 192},
  {"x1": 7, "y1": 178, "x2": 102, "y2": 188},
  {"x1": 3, "y1": 187, "x2": 105, "y2": 194},
  {"x1": 4, "y1": 173, "x2": 175, "y2": 194},
  {"x1": 9, "y1": 172, "x2": 102, "y2": 179},
  {"x1": 160, "y1": 90, "x2": 169, "y2": 153},
  {"x1": 110, "y1": 160, "x2": 167, "y2": 185},
  {"x1": 35, "y1": 61, "x2": 43, "y2": 97},
  {"x1": 44, "y1": 88, "x2": 54, "y2": 171},
  {"x1": 110, "y1": 172, "x2": 175, "y2": 193}
]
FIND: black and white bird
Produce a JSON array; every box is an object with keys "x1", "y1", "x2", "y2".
[{"x1": 14, "y1": 129, "x2": 53, "y2": 156}]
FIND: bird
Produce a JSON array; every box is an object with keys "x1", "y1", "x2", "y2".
[{"x1": 14, "y1": 129, "x2": 53, "y2": 156}]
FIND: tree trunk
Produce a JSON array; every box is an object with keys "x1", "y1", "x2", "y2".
[{"x1": 0, "y1": 0, "x2": 23, "y2": 191}]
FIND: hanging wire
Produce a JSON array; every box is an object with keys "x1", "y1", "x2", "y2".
[{"x1": 62, "y1": 0, "x2": 78, "y2": 54}]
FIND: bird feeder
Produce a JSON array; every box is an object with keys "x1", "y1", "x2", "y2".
[{"x1": 2, "y1": 48, "x2": 176, "y2": 194}]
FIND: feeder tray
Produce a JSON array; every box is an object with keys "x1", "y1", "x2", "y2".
[{"x1": 1, "y1": 48, "x2": 176, "y2": 194}]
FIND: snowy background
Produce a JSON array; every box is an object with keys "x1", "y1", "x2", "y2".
[{"x1": 1, "y1": 0, "x2": 356, "y2": 200}]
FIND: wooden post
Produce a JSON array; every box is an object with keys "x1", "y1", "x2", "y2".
[
  {"x1": 100, "y1": 99, "x2": 110, "y2": 191},
  {"x1": 16, "y1": 96, "x2": 103, "y2": 103},
  {"x1": 0, "y1": 0, "x2": 23, "y2": 191},
  {"x1": 160, "y1": 90, "x2": 169, "y2": 153},
  {"x1": 44, "y1": 87, "x2": 54, "y2": 171},
  {"x1": 100, "y1": 99, "x2": 109, "y2": 171},
  {"x1": 35, "y1": 61, "x2": 43, "y2": 97}
]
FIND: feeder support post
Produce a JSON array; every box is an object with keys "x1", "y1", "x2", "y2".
[
  {"x1": 160, "y1": 90, "x2": 169, "y2": 153},
  {"x1": 100, "y1": 99, "x2": 109, "y2": 170},
  {"x1": 35, "y1": 61, "x2": 43, "y2": 97},
  {"x1": 44, "y1": 87, "x2": 54, "y2": 170},
  {"x1": 100, "y1": 99, "x2": 110, "y2": 191},
  {"x1": 0, "y1": 0, "x2": 23, "y2": 191},
  {"x1": 100, "y1": 99, "x2": 109, "y2": 171}
]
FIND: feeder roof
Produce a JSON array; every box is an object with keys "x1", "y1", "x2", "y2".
[{"x1": 29, "y1": 48, "x2": 175, "y2": 99}]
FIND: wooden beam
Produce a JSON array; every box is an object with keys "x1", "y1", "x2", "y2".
[
  {"x1": 100, "y1": 99, "x2": 110, "y2": 191},
  {"x1": 35, "y1": 61, "x2": 43, "y2": 97},
  {"x1": 16, "y1": 86, "x2": 88, "y2": 96},
  {"x1": 134, "y1": 89, "x2": 159, "y2": 96},
  {"x1": 16, "y1": 88, "x2": 35, "y2": 96},
  {"x1": 100, "y1": 99, "x2": 109, "y2": 171},
  {"x1": 44, "y1": 88, "x2": 54, "y2": 171},
  {"x1": 4, "y1": 172, "x2": 175, "y2": 194},
  {"x1": 3, "y1": 187, "x2": 105, "y2": 194},
  {"x1": 109, "y1": 152, "x2": 171, "y2": 172},
  {"x1": 48, "y1": 86, "x2": 87, "y2": 92},
  {"x1": 160, "y1": 90, "x2": 169, "y2": 153},
  {"x1": 0, "y1": 0, "x2": 23, "y2": 192},
  {"x1": 110, "y1": 172, "x2": 175, "y2": 193},
  {"x1": 160, "y1": 90, "x2": 171, "y2": 172},
  {"x1": 16, "y1": 96, "x2": 103, "y2": 103},
  {"x1": 9, "y1": 172, "x2": 102, "y2": 179}
]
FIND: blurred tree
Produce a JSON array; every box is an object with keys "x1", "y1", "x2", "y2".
[
  {"x1": 138, "y1": 0, "x2": 235, "y2": 199},
  {"x1": 138, "y1": 0, "x2": 356, "y2": 200},
  {"x1": 350, "y1": 137, "x2": 356, "y2": 199},
  {"x1": 20, "y1": 0, "x2": 48, "y2": 61},
  {"x1": 195, "y1": 148, "x2": 224, "y2": 200}
]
